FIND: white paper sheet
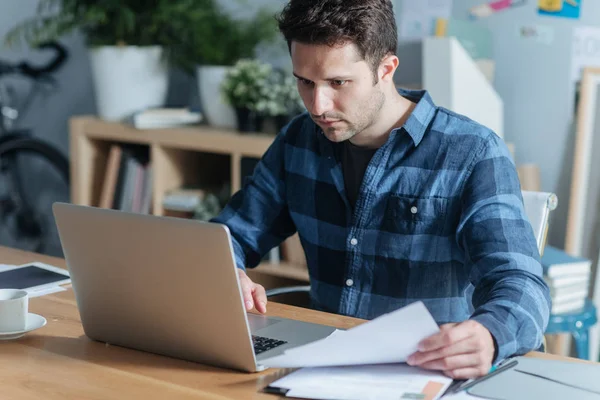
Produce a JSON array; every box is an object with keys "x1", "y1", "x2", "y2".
[
  {"x1": 260, "y1": 301, "x2": 439, "y2": 368},
  {"x1": 442, "y1": 390, "x2": 480, "y2": 399},
  {"x1": 271, "y1": 363, "x2": 452, "y2": 400},
  {"x1": 571, "y1": 26, "x2": 600, "y2": 85}
]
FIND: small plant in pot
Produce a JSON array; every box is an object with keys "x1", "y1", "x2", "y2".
[
  {"x1": 220, "y1": 59, "x2": 274, "y2": 133},
  {"x1": 264, "y1": 70, "x2": 306, "y2": 132},
  {"x1": 4, "y1": 0, "x2": 205, "y2": 121},
  {"x1": 178, "y1": 5, "x2": 280, "y2": 130}
]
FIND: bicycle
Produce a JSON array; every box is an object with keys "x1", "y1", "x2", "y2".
[{"x1": 0, "y1": 41, "x2": 70, "y2": 257}]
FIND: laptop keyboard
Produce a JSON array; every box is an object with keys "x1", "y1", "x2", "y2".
[{"x1": 252, "y1": 335, "x2": 287, "y2": 355}]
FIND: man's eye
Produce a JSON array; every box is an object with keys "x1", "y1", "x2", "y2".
[
  {"x1": 297, "y1": 78, "x2": 313, "y2": 86},
  {"x1": 332, "y1": 80, "x2": 347, "y2": 86}
]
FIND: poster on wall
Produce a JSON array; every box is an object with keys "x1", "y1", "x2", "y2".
[
  {"x1": 571, "y1": 26, "x2": 600, "y2": 86},
  {"x1": 399, "y1": 0, "x2": 453, "y2": 40},
  {"x1": 538, "y1": 0, "x2": 581, "y2": 19},
  {"x1": 469, "y1": 0, "x2": 526, "y2": 19}
]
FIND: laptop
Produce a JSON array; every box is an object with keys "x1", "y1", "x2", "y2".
[{"x1": 52, "y1": 202, "x2": 336, "y2": 372}]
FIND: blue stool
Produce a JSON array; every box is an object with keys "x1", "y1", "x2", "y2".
[{"x1": 545, "y1": 298, "x2": 598, "y2": 360}]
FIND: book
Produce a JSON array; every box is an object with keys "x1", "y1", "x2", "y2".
[
  {"x1": 162, "y1": 188, "x2": 206, "y2": 212},
  {"x1": 552, "y1": 289, "x2": 588, "y2": 305},
  {"x1": 98, "y1": 145, "x2": 122, "y2": 209},
  {"x1": 552, "y1": 298, "x2": 586, "y2": 314},
  {"x1": 550, "y1": 281, "x2": 590, "y2": 298},
  {"x1": 545, "y1": 274, "x2": 589, "y2": 289},
  {"x1": 131, "y1": 108, "x2": 202, "y2": 129},
  {"x1": 541, "y1": 246, "x2": 591, "y2": 279}
]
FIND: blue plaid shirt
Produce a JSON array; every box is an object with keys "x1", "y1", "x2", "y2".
[{"x1": 212, "y1": 89, "x2": 551, "y2": 363}]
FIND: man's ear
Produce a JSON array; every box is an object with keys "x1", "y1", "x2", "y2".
[{"x1": 378, "y1": 54, "x2": 399, "y2": 83}]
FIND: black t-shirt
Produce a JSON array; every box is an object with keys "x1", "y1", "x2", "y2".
[{"x1": 341, "y1": 140, "x2": 378, "y2": 209}]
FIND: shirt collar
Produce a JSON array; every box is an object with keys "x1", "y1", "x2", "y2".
[
  {"x1": 313, "y1": 88, "x2": 438, "y2": 151},
  {"x1": 394, "y1": 88, "x2": 437, "y2": 147}
]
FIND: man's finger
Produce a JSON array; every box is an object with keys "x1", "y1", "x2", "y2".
[
  {"x1": 237, "y1": 270, "x2": 254, "y2": 311},
  {"x1": 418, "y1": 322, "x2": 474, "y2": 352},
  {"x1": 407, "y1": 336, "x2": 479, "y2": 366},
  {"x1": 252, "y1": 284, "x2": 268, "y2": 313},
  {"x1": 417, "y1": 353, "x2": 482, "y2": 371}
]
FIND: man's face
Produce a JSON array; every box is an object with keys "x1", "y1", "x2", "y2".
[{"x1": 291, "y1": 41, "x2": 385, "y2": 143}]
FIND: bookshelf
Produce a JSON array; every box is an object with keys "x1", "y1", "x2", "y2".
[{"x1": 69, "y1": 116, "x2": 309, "y2": 291}]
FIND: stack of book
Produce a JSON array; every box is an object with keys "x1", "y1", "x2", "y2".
[
  {"x1": 98, "y1": 144, "x2": 153, "y2": 214},
  {"x1": 129, "y1": 108, "x2": 202, "y2": 129},
  {"x1": 542, "y1": 246, "x2": 592, "y2": 314}
]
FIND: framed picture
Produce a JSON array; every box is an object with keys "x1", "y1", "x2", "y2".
[
  {"x1": 565, "y1": 67, "x2": 600, "y2": 256},
  {"x1": 565, "y1": 66, "x2": 600, "y2": 361}
]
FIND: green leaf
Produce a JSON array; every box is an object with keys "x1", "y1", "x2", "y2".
[{"x1": 2, "y1": 0, "x2": 282, "y2": 72}]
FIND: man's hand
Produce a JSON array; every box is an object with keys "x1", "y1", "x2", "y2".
[
  {"x1": 406, "y1": 320, "x2": 495, "y2": 379},
  {"x1": 237, "y1": 269, "x2": 267, "y2": 313}
]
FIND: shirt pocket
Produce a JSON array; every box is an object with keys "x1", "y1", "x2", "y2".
[{"x1": 382, "y1": 195, "x2": 448, "y2": 236}]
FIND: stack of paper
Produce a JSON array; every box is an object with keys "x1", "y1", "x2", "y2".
[
  {"x1": 267, "y1": 364, "x2": 453, "y2": 400},
  {"x1": 263, "y1": 302, "x2": 453, "y2": 400}
]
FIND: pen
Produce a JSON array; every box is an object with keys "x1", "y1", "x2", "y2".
[
  {"x1": 448, "y1": 359, "x2": 518, "y2": 394},
  {"x1": 263, "y1": 385, "x2": 290, "y2": 396}
]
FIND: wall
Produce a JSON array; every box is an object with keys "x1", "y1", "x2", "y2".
[
  {"x1": 449, "y1": 0, "x2": 600, "y2": 254},
  {"x1": 0, "y1": 0, "x2": 95, "y2": 155}
]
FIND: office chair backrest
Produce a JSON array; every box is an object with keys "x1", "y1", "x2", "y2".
[{"x1": 521, "y1": 190, "x2": 558, "y2": 256}]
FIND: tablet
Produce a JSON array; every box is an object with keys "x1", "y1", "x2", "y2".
[{"x1": 0, "y1": 262, "x2": 71, "y2": 291}]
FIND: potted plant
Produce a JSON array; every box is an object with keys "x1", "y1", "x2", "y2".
[
  {"x1": 220, "y1": 59, "x2": 273, "y2": 132},
  {"x1": 178, "y1": 6, "x2": 279, "y2": 129},
  {"x1": 264, "y1": 71, "x2": 306, "y2": 131},
  {"x1": 4, "y1": 0, "x2": 207, "y2": 121}
]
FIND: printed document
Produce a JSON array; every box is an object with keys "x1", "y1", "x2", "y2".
[
  {"x1": 269, "y1": 363, "x2": 453, "y2": 400},
  {"x1": 260, "y1": 301, "x2": 439, "y2": 368}
]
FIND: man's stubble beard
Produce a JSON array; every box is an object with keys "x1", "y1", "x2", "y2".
[{"x1": 326, "y1": 87, "x2": 386, "y2": 143}]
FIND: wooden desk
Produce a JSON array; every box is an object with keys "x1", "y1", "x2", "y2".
[{"x1": 0, "y1": 246, "x2": 589, "y2": 399}]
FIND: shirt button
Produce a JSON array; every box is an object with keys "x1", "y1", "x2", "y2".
[
  {"x1": 350, "y1": 238, "x2": 358, "y2": 246},
  {"x1": 346, "y1": 279, "x2": 354, "y2": 287},
  {"x1": 410, "y1": 206, "x2": 418, "y2": 214}
]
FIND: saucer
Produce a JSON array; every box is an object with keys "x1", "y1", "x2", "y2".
[{"x1": 0, "y1": 313, "x2": 47, "y2": 340}]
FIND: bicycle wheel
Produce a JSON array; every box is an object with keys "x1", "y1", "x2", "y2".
[{"x1": 0, "y1": 137, "x2": 69, "y2": 257}]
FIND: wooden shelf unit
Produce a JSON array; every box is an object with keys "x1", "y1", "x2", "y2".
[{"x1": 69, "y1": 116, "x2": 309, "y2": 288}]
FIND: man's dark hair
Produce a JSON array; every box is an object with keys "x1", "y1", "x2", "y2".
[{"x1": 276, "y1": 0, "x2": 397, "y2": 79}]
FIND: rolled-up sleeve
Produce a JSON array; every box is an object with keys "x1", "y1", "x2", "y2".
[
  {"x1": 457, "y1": 133, "x2": 551, "y2": 363},
  {"x1": 210, "y1": 126, "x2": 296, "y2": 270}
]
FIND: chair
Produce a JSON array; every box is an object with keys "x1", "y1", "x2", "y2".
[
  {"x1": 521, "y1": 190, "x2": 558, "y2": 257},
  {"x1": 545, "y1": 298, "x2": 598, "y2": 360},
  {"x1": 522, "y1": 194, "x2": 598, "y2": 361},
  {"x1": 266, "y1": 190, "x2": 558, "y2": 298}
]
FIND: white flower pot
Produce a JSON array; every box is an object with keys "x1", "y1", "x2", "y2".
[
  {"x1": 196, "y1": 65, "x2": 236, "y2": 129},
  {"x1": 89, "y1": 46, "x2": 168, "y2": 121}
]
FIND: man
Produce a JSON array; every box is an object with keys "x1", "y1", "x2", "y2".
[{"x1": 211, "y1": 0, "x2": 550, "y2": 379}]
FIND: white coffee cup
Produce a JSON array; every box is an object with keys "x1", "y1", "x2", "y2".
[{"x1": 0, "y1": 289, "x2": 28, "y2": 332}]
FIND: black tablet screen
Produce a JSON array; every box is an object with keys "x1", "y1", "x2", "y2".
[{"x1": 0, "y1": 266, "x2": 68, "y2": 289}]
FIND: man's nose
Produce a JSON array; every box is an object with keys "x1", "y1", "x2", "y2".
[{"x1": 309, "y1": 87, "x2": 333, "y2": 116}]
